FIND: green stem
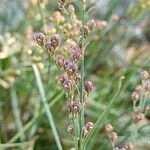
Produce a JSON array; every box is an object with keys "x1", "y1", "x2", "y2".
[
  {"x1": 79, "y1": 0, "x2": 86, "y2": 149},
  {"x1": 10, "y1": 87, "x2": 25, "y2": 142},
  {"x1": 32, "y1": 64, "x2": 63, "y2": 150}
]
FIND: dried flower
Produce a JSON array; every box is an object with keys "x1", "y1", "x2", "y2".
[
  {"x1": 133, "y1": 112, "x2": 145, "y2": 123},
  {"x1": 131, "y1": 91, "x2": 139, "y2": 102},
  {"x1": 141, "y1": 70, "x2": 149, "y2": 80},
  {"x1": 105, "y1": 124, "x2": 113, "y2": 134},
  {"x1": 84, "y1": 81, "x2": 93, "y2": 94},
  {"x1": 35, "y1": 32, "x2": 45, "y2": 46},
  {"x1": 87, "y1": 19, "x2": 96, "y2": 31},
  {"x1": 58, "y1": 73, "x2": 68, "y2": 85}
]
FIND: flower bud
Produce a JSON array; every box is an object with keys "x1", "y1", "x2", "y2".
[
  {"x1": 44, "y1": 42, "x2": 54, "y2": 55},
  {"x1": 87, "y1": 19, "x2": 96, "y2": 31},
  {"x1": 141, "y1": 70, "x2": 149, "y2": 80},
  {"x1": 84, "y1": 81, "x2": 93, "y2": 94},
  {"x1": 131, "y1": 91, "x2": 139, "y2": 102},
  {"x1": 67, "y1": 125, "x2": 74, "y2": 135},
  {"x1": 50, "y1": 34, "x2": 59, "y2": 48},
  {"x1": 108, "y1": 132, "x2": 118, "y2": 143},
  {"x1": 69, "y1": 46, "x2": 82, "y2": 62},
  {"x1": 56, "y1": 55, "x2": 65, "y2": 68},
  {"x1": 70, "y1": 101, "x2": 81, "y2": 113},
  {"x1": 35, "y1": 32, "x2": 45, "y2": 46},
  {"x1": 105, "y1": 124, "x2": 113, "y2": 134}
]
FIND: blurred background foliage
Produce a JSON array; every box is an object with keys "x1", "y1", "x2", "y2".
[{"x1": 0, "y1": 0, "x2": 150, "y2": 149}]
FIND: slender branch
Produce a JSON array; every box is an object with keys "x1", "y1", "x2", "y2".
[{"x1": 32, "y1": 64, "x2": 63, "y2": 150}]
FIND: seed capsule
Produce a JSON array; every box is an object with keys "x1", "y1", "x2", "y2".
[
  {"x1": 70, "y1": 101, "x2": 81, "y2": 113},
  {"x1": 58, "y1": 73, "x2": 68, "y2": 85},
  {"x1": 73, "y1": 72, "x2": 81, "y2": 83},
  {"x1": 69, "y1": 46, "x2": 82, "y2": 62},
  {"x1": 56, "y1": 55, "x2": 65, "y2": 68},
  {"x1": 63, "y1": 79, "x2": 74, "y2": 92},
  {"x1": 87, "y1": 19, "x2": 96, "y2": 31},
  {"x1": 50, "y1": 34, "x2": 59, "y2": 48},
  {"x1": 85, "y1": 122, "x2": 94, "y2": 130},
  {"x1": 105, "y1": 124, "x2": 113, "y2": 134},
  {"x1": 131, "y1": 91, "x2": 139, "y2": 102},
  {"x1": 108, "y1": 132, "x2": 118, "y2": 143},
  {"x1": 65, "y1": 62, "x2": 77, "y2": 75},
  {"x1": 141, "y1": 70, "x2": 149, "y2": 80},
  {"x1": 35, "y1": 32, "x2": 45, "y2": 46},
  {"x1": 83, "y1": 26, "x2": 89, "y2": 38},
  {"x1": 44, "y1": 42, "x2": 54, "y2": 55},
  {"x1": 84, "y1": 81, "x2": 93, "y2": 94},
  {"x1": 135, "y1": 84, "x2": 142, "y2": 93}
]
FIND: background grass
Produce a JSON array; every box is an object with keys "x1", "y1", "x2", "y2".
[{"x1": 0, "y1": 0, "x2": 150, "y2": 149}]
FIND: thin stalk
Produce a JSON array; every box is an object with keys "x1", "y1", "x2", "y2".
[
  {"x1": 10, "y1": 87, "x2": 25, "y2": 142},
  {"x1": 32, "y1": 64, "x2": 63, "y2": 150},
  {"x1": 79, "y1": 0, "x2": 86, "y2": 149}
]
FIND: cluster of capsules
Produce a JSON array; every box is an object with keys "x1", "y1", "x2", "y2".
[
  {"x1": 35, "y1": 0, "x2": 96, "y2": 139},
  {"x1": 131, "y1": 70, "x2": 150, "y2": 123},
  {"x1": 105, "y1": 124, "x2": 133, "y2": 150}
]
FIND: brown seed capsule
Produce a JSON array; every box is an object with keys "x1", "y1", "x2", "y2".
[
  {"x1": 35, "y1": 32, "x2": 45, "y2": 46},
  {"x1": 69, "y1": 46, "x2": 82, "y2": 62},
  {"x1": 141, "y1": 70, "x2": 149, "y2": 80},
  {"x1": 85, "y1": 122, "x2": 94, "y2": 130},
  {"x1": 64, "y1": 59, "x2": 72, "y2": 69},
  {"x1": 50, "y1": 34, "x2": 59, "y2": 48},
  {"x1": 56, "y1": 55, "x2": 65, "y2": 68},
  {"x1": 108, "y1": 132, "x2": 118, "y2": 143},
  {"x1": 84, "y1": 81, "x2": 93, "y2": 94},
  {"x1": 124, "y1": 143, "x2": 133, "y2": 150},
  {"x1": 73, "y1": 72, "x2": 81, "y2": 83},
  {"x1": 87, "y1": 19, "x2": 96, "y2": 31},
  {"x1": 105, "y1": 124, "x2": 113, "y2": 134},
  {"x1": 65, "y1": 62, "x2": 78, "y2": 75},
  {"x1": 58, "y1": 73, "x2": 68, "y2": 85},
  {"x1": 67, "y1": 125, "x2": 74, "y2": 135},
  {"x1": 135, "y1": 84, "x2": 142, "y2": 93},
  {"x1": 44, "y1": 42, "x2": 54, "y2": 55},
  {"x1": 63, "y1": 79, "x2": 73, "y2": 92},
  {"x1": 70, "y1": 101, "x2": 81, "y2": 113},
  {"x1": 133, "y1": 112, "x2": 145, "y2": 123},
  {"x1": 131, "y1": 91, "x2": 139, "y2": 102}
]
